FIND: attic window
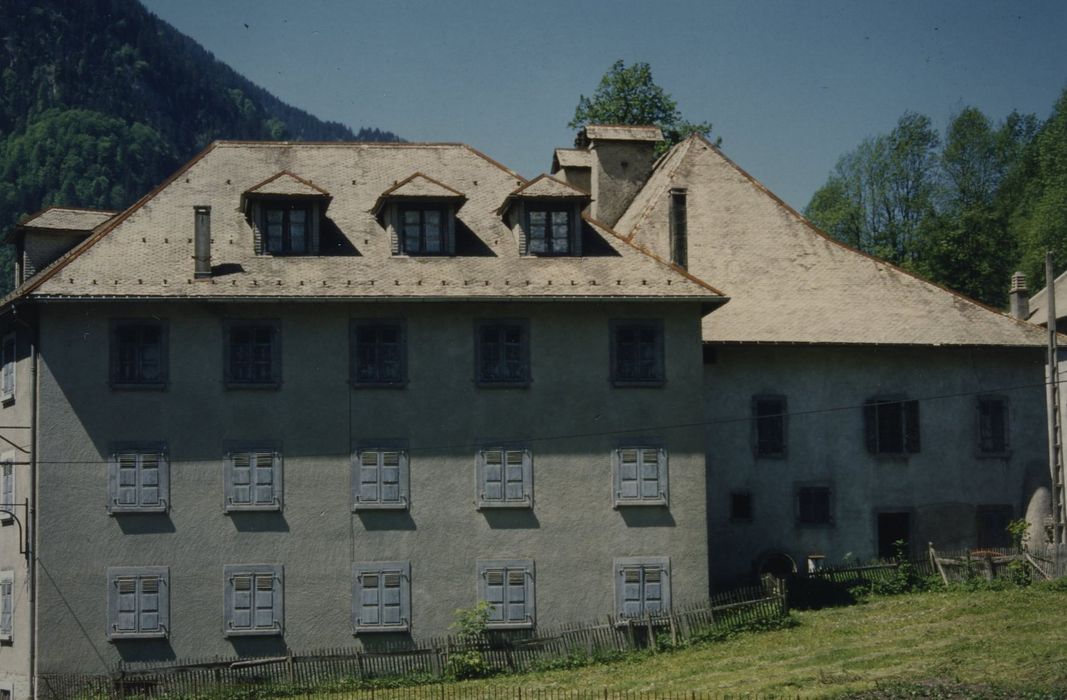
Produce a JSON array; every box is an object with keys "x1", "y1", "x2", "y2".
[
  {"x1": 526, "y1": 207, "x2": 571, "y2": 255},
  {"x1": 264, "y1": 204, "x2": 309, "y2": 254},
  {"x1": 399, "y1": 206, "x2": 447, "y2": 255},
  {"x1": 243, "y1": 171, "x2": 330, "y2": 256}
]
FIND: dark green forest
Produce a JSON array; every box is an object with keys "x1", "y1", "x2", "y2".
[
  {"x1": 0, "y1": 0, "x2": 399, "y2": 292},
  {"x1": 804, "y1": 88, "x2": 1067, "y2": 308}
]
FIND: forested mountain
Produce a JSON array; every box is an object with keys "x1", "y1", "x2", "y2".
[
  {"x1": 0, "y1": 0, "x2": 399, "y2": 292},
  {"x1": 804, "y1": 87, "x2": 1067, "y2": 308}
]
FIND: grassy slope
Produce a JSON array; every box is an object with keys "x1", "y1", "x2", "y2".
[{"x1": 444, "y1": 588, "x2": 1067, "y2": 697}]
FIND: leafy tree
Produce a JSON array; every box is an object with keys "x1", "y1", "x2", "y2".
[{"x1": 569, "y1": 60, "x2": 718, "y2": 149}]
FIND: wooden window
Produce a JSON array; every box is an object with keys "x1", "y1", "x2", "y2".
[
  {"x1": 864, "y1": 397, "x2": 920, "y2": 455},
  {"x1": 476, "y1": 321, "x2": 529, "y2": 385},
  {"x1": 224, "y1": 564, "x2": 283, "y2": 636},
  {"x1": 795, "y1": 484, "x2": 833, "y2": 526},
  {"x1": 613, "y1": 446, "x2": 668, "y2": 507},
  {"x1": 351, "y1": 321, "x2": 406, "y2": 386},
  {"x1": 110, "y1": 320, "x2": 168, "y2": 388},
  {"x1": 730, "y1": 492, "x2": 753, "y2": 522},
  {"x1": 977, "y1": 396, "x2": 1010, "y2": 456},
  {"x1": 611, "y1": 321, "x2": 665, "y2": 386},
  {"x1": 614, "y1": 557, "x2": 670, "y2": 619},
  {"x1": 224, "y1": 321, "x2": 281, "y2": 388},
  {"x1": 477, "y1": 448, "x2": 532, "y2": 509},
  {"x1": 107, "y1": 446, "x2": 169, "y2": 514},
  {"x1": 352, "y1": 562, "x2": 411, "y2": 632},
  {"x1": 1, "y1": 333, "x2": 14, "y2": 403},
  {"x1": 526, "y1": 207, "x2": 572, "y2": 255},
  {"x1": 352, "y1": 448, "x2": 409, "y2": 510},
  {"x1": 478, "y1": 560, "x2": 535, "y2": 628},
  {"x1": 225, "y1": 450, "x2": 282, "y2": 512},
  {"x1": 752, "y1": 395, "x2": 787, "y2": 457},
  {"x1": 400, "y1": 206, "x2": 447, "y2": 255},
  {"x1": 106, "y1": 567, "x2": 169, "y2": 640},
  {"x1": 264, "y1": 204, "x2": 309, "y2": 254}
]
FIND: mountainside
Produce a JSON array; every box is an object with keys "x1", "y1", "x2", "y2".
[{"x1": 0, "y1": 0, "x2": 400, "y2": 292}]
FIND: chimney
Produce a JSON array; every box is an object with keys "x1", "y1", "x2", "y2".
[
  {"x1": 580, "y1": 125, "x2": 663, "y2": 227},
  {"x1": 1009, "y1": 271, "x2": 1029, "y2": 320},
  {"x1": 194, "y1": 206, "x2": 211, "y2": 279},
  {"x1": 669, "y1": 187, "x2": 688, "y2": 269}
]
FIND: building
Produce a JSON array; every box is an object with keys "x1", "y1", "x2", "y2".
[{"x1": 0, "y1": 127, "x2": 1053, "y2": 694}]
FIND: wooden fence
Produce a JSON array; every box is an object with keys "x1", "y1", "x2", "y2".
[
  {"x1": 929, "y1": 543, "x2": 1067, "y2": 583},
  {"x1": 39, "y1": 581, "x2": 787, "y2": 700},
  {"x1": 785, "y1": 556, "x2": 936, "y2": 608}
]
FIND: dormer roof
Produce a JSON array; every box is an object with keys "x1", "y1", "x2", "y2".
[
  {"x1": 241, "y1": 171, "x2": 331, "y2": 213},
  {"x1": 551, "y1": 148, "x2": 591, "y2": 173},
  {"x1": 4, "y1": 207, "x2": 117, "y2": 244},
  {"x1": 371, "y1": 172, "x2": 466, "y2": 217},
  {"x1": 497, "y1": 175, "x2": 590, "y2": 217}
]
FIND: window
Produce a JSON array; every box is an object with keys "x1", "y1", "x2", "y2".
[
  {"x1": 795, "y1": 484, "x2": 833, "y2": 526},
  {"x1": 0, "y1": 461, "x2": 12, "y2": 523},
  {"x1": 476, "y1": 321, "x2": 529, "y2": 385},
  {"x1": 352, "y1": 562, "x2": 411, "y2": 632},
  {"x1": 526, "y1": 207, "x2": 571, "y2": 255},
  {"x1": 107, "y1": 446, "x2": 169, "y2": 514},
  {"x1": 1, "y1": 333, "x2": 14, "y2": 403},
  {"x1": 752, "y1": 395, "x2": 786, "y2": 457},
  {"x1": 264, "y1": 203, "x2": 309, "y2": 254},
  {"x1": 864, "y1": 397, "x2": 920, "y2": 455},
  {"x1": 224, "y1": 321, "x2": 281, "y2": 387},
  {"x1": 351, "y1": 321, "x2": 406, "y2": 386},
  {"x1": 477, "y1": 448, "x2": 532, "y2": 509},
  {"x1": 0, "y1": 571, "x2": 11, "y2": 642},
  {"x1": 110, "y1": 320, "x2": 167, "y2": 388},
  {"x1": 614, "y1": 557, "x2": 670, "y2": 619},
  {"x1": 106, "y1": 567, "x2": 168, "y2": 640},
  {"x1": 400, "y1": 206, "x2": 446, "y2": 255},
  {"x1": 611, "y1": 321, "x2": 664, "y2": 385},
  {"x1": 612, "y1": 446, "x2": 668, "y2": 507},
  {"x1": 352, "y1": 448, "x2": 409, "y2": 510},
  {"x1": 730, "y1": 492, "x2": 753, "y2": 522},
  {"x1": 976, "y1": 505, "x2": 1013, "y2": 549},
  {"x1": 477, "y1": 560, "x2": 535, "y2": 628},
  {"x1": 224, "y1": 564, "x2": 283, "y2": 636},
  {"x1": 977, "y1": 396, "x2": 1010, "y2": 456},
  {"x1": 225, "y1": 449, "x2": 282, "y2": 512}
]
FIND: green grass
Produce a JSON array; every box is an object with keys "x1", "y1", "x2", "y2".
[{"x1": 428, "y1": 586, "x2": 1067, "y2": 697}]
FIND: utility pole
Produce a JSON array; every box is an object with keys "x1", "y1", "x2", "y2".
[{"x1": 1046, "y1": 252, "x2": 1065, "y2": 545}]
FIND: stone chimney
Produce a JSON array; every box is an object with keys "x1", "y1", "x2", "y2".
[
  {"x1": 194, "y1": 206, "x2": 212, "y2": 279},
  {"x1": 578, "y1": 125, "x2": 663, "y2": 227},
  {"x1": 1009, "y1": 271, "x2": 1029, "y2": 320}
]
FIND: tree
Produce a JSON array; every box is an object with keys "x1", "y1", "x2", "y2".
[{"x1": 569, "y1": 60, "x2": 718, "y2": 149}]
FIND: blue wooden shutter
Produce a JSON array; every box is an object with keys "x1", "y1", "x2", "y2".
[
  {"x1": 115, "y1": 577, "x2": 138, "y2": 634},
  {"x1": 484, "y1": 567, "x2": 505, "y2": 623},
  {"x1": 229, "y1": 453, "x2": 251, "y2": 506},
  {"x1": 253, "y1": 573, "x2": 275, "y2": 630},
  {"x1": 358, "y1": 571, "x2": 381, "y2": 626},
  {"x1": 505, "y1": 568, "x2": 527, "y2": 623},
  {"x1": 231, "y1": 575, "x2": 252, "y2": 631},
  {"x1": 380, "y1": 451, "x2": 401, "y2": 504},
  {"x1": 642, "y1": 566, "x2": 664, "y2": 614},
  {"x1": 504, "y1": 450, "x2": 525, "y2": 502},
  {"x1": 381, "y1": 570, "x2": 403, "y2": 626},
  {"x1": 640, "y1": 448, "x2": 660, "y2": 499},
  {"x1": 358, "y1": 450, "x2": 380, "y2": 504},
  {"x1": 139, "y1": 575, "x2": 161, "y2": 634},
  {"x1": 138, "y1": 452, "x2": 161, "y2": 508},
  {"x1": 482, "y1": 450, "x2": 503, "y2": 503},
  {"x1": 113, "y1": 453, "x2": 138, "y2": 508},
  {"x1": 253, "y1": 451, "x2": 276, "y2": 506},
  {"x1": 617, "y1": 449, "x2": 639, "y2": 500},
  {"x1": 353, "y1": 562, "x2": 410, "y2": 631}
]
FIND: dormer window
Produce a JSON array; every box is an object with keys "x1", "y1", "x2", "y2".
[
  {"x1": 242, "y1": 171, "x2": 331, "y2": 256},
  {"x1": 372, "y1": 173, "x2": 466, "y2": 257},
  {"x1": 498, "y1": 175, "x2": 590, "y2": 257},
  {"x1": 264, "y1": 204, "x2": 309, "y2": 254},
  {"x1": 526, "y1": 207, "x2": 572, "y2": 255},
  {"x1": 400, "y1": 206, "x2": 446, "y2": 255}
]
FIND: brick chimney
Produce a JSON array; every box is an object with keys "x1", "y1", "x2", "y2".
[
  {"x1": 1009, "y1": 271, "x2": 1029, "y2": 320},
  {"x1": 578, "y1": 125, "x2": 663, "y2": 227}
]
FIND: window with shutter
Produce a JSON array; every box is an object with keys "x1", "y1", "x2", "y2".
[
  {"x1": 977, "y1": 396, "x2": 1010, "y2": 456},
  {"x1": 751, "y1": 395, "x2": 787, "y2": 457},
  {"x1": 350, "y1": 321, "x2": 407, "y2": 386},
  {"x1": 610, "y1": 321, "x2": 665, "y2": 386},
  {"x1": 1, "y1": 333, "x2": 14, "y2": 404},
  {"x1": 109, "y1": 321, "x2": 168, "y2": 389},
  {"x1": 612, "y1": 446, "x2": 668, "y2": 507},
  {"x1": 613, "y1": 557, "x2": 670, "y2": 619},
  {"x1": 106, "y1": 567, "x2": 169, "y2": 640},
  {"x1": 225, "y1": 450, "x2": 282, "y2": 512},
  {"x1": 352, "y1": 562, "x2": 411, "y2": 632},
  {"x1": 107, "y1": 446, "x2": 169, "y2": 514},
  {"x1": 476, "y1": 321, "x2": 530, "y2": 386},
  {"x1": 477, "y1": 560, "x2": 534, "y2": 628},
  {"x1": 864, "y1": 397, "x2": 920, "y2": 455},
  {"x1": 224, "y1": 321, "x2": 281, "y2": 388},
  {"x1": 352, "y1": 448, "x2": 409, "y2": 510},
  {"x1": 0, "y1": 571, "x2": 12, "y2": 642},
  {"x1": 795, "y1": 484, "x2": 833, "y2": 526},
  {"x1": 0, "y1": 462, "x2": 12, "y2": 523},
  {"x1": 224, "y1": 564, "x2": 283, "y2": 636},
  {"x1": 477, "y1": 448, "x2": 532, "y2": 509}
]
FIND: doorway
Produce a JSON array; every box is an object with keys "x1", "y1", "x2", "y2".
[{"x1": 877, "y1": 512, "x2": 911, "y2": 559}]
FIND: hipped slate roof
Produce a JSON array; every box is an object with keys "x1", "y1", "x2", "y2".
[
  {"x1": 552, "y1": 148, "x2": 591, "y2": 172},
  {"x1": 5, "y1": 142, "x2": 723, "y2": 305},
  {"x1": 617, "y1": 136, "x2": 1046, "y2": 347}
]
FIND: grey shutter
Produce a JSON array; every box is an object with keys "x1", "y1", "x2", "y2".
[
  {"x1": 253, "y1": 574, "x2": 275, "y2": 629},
  {"x1": 107, "y1": 567, "x2": 168, "y2": 639},
  {"x1": 617, "y1": 449, "x2": 639, "y2": 501},
  {"x1": 252, "y1": 451, "x2": 277, "y2": 506},
  {"x1": 113, "y1": 453, "x2": 138, "y2": 509},
  {"x1": 229, "y1": 452, "x2": 251, "y2": 507},
  {"x1": 0, "y1": 578, "x2": 12, "y2": 638},
  {"x1": 640, "y1": 449, "x2": 660, "y2": 499},
  {"x1": 1, "y1": 464, "x2": 12, "y2": 511},
  {"x1": 231, "y1": 575, "x2": 252, "y2": 631},
  {"x1": 381, "y1": 570, "x2": 403, "y2": 626},
  {"x1": 481, "y1": 450, "x2": 503, "y2": 503},
  {"x1": 139, "y1": 575, "x2": 161, "y2": 634},
  {"x1": 380, "y1": 451, "x2": 402, "y2": 504},
  {"x1": 483, "y1": 567, "x2": 505, "y2": 623},
  {"x1": 615, "y1": 557, "x2": 669, "y2": 618},
  {"x1": 225, "y1": 565, "x2": 282, "y2": 636},
  {"x1": 138, "y1": 452, "x2": 161, "y2": 508},
  {"x1": 358, "y1": 450, "x2": 380, "y2": 504},
  {"x1": 505, "y1": 450, "x2": 525, "y2": 502},
  {"x1": 114, "y1": 577, "x2": 138, "y2": 634},
  {"x1": 505, "y1": 568, "x2": 528, "y2": 623},
  {"x1": 353, "y1": 562, "x2": 410, "y2": 632},
  {"x1": 642, "y1": 566, "x2": 664, "y2": 614},
  {"x1": 478, "y1": 560, "x2": 533, "y2": 628}
]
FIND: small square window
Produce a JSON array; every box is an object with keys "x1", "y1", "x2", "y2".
[
  {"x1": 476, "y1": 321, "x2": 530, "y2": 386},
  {"x1": 353, "y1": 447, "x2": 410, "y2": 510},
  {"x1": 478, "y1": 560, "x2": 535, "y2": 628},
  {"x1": 526, "y1": 207, "x2": 572, "y2": 255},
  {"x1": 399, "y1": 206, "x2": 447, "y2": 255},
  {"x1": 795, "y1": 485, "x2": 833, "y2": 526},
  {"x1": 225, "y1": 449, "x2": 282, "y2": 512},
  {"x1": 752, "y1": 395, "x2": 787, "y2": 457},
  {"x1": 729, "y1": 492, "x2": 753, "y2": 522},
  {"x1": 612, "y1": 446, "x2": 668, "y2": 507},
  {"x1": 107, "y1": 567, "x2": 169, "y2": 640},
  {"x1": 351, "y1": 321, "x2": 406, "y2": 386},
  {"x1": 611, "y1": 321, "x2": 665, "y2": 386},
  {"x1": 224, "y1": 564, "x2": 283, "y2": 636},
  {"x1": 110, "y1": 320, "x2": 168, "y2": 389},
  {"x1": 614, "y1": 557, "x2": 670, "y2": 618},
  {"x1": 263, "y1": 204, "x2": 309, "y2": 254},
  {"x1": 977, "y1": 396, "x2": 1010, "y2": 456},
  {"x1": 477, "y1": 448, "x2": 532, "y2": 509},
  {"x1": 864, "y1": 397, "x2": 920, "y2": 455},
  {"x1": 107, "y1": 445, "x2": 169, "y2": 514},
  {"x1": 1, "y1": 333, "x2": 15, "y2": 404},
  {"x1": 352, "y1": 562, "x2": 411, "y2": 632},
  {"x1": 224, "y1": 321, "x2": 281, "y2": 388}
]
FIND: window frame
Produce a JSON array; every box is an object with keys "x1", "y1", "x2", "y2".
[
  {"x1": 612, "y1": 445, "x2": 668, "y2": 508},
  {"x1": 352, "y1": 561, "x2": 411, "y2": 633},
  {"x1": 224, "y1": 446, "x2": 283, "y2": 513},
  {"x1": 751, "y1": 395, "x2": 787, "y2": 458},
  {"x1": 610, "y1": 320, "x2": 665, "y2": 387},
  {"x1": 477, "y1": 559, "x2": 535, "y2": 629},
  {"x1": 1, "y1": 332, "x2": 15, "y2": 404},
  {"x1": 864, "y1": 396, "x2": 920, "y2": 456},
  {"x1": 350, "y1": 320, "x2": 407, "y2": 388},
  {"x1": 614, "y1": 556, "x2": 670, "y2": 620},
  {"x1": 398, "y1": 205, "x2": 449, "y2": 256},
  {"x1": 352, "y1": 445, "x2": 410, "y2": 511},
  {"x1": 729, "y1": 491, "x2": 753, "y2": 523},
  {"x1": 524, "y1": 204, "x2": 574, "y2": 256},
  {"x1": 794, "y1": 482, "x2": 834, "y2": 527},
  {"x1": 474, "y1": 320, "x2": 531, "y2": 387},
  {"x1": 976, "y1": 395, "x2": 1011, "y2": 458},
  {"x1": 0, "y1": 570, "x2": 12, "y2": 643},
  {"x1": 223, "y1": 320, "x2": 282, "y2": 389},
  {"x1": 262, "y1": 201, "x2": 311, "y2": 255},
  {"x1": 109, "y1": 319, "x2": 168, "y2": 390},
  {"x1": 224, "y1": 563, "x2": 284, "y2": 637},
  {"x1": 107, "y1": 443, "x2": 169, "y2": 515},
  {"x1": 106, "y1": 566, "x2": 169, "y2": 641},
  {"x1": 476, "y1": 447, "x2": 533, "y2": 509}
]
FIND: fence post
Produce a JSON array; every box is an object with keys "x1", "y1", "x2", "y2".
[{"x1": 286, "y1": 650, "x2": 294, "y2": 684}]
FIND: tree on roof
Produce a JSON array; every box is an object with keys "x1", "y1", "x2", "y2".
[{"x1": 568, "y1": 60, "x2": 719, "y2": 150}]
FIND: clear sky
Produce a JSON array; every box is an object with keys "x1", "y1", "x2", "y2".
[{"x1": 141, "y1": 0, "x2": 1067, "y2": 210}]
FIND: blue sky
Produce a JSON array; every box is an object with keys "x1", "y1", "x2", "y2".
[{"x1": 142, "y1": 0, "x2": 1067, "y2": 210}]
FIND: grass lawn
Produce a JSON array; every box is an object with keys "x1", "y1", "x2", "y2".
[{"x1": 430, "y1": 586, "x2": 1067, "y2": 697}]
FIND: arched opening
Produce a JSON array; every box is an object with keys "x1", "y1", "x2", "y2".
[{"x1": 756, "y1": 551, "x2": 797, "y2": 579}]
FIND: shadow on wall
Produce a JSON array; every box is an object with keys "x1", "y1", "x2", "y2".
[
  {"x1": 481, "y1": 509, "x2": 540, "y2": 529},
  {"x1": 228, "y1": 636, "x2": 288, "y2": 658},
  {"x1": 618, "y1": 508, "x2": 675, "y2": 528},
  {"x1": 115, "y1": 514, "x2": 176, "y2": 535},
  {"x1": 228, "y1": 512, "x2": 290, "y2": 533},
  {"x1": 356, "y1": 511, "x2": 416, "y2": 531},
  {"x1": 115, "y1": 638, "x2": 177, "y2": 663}
]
